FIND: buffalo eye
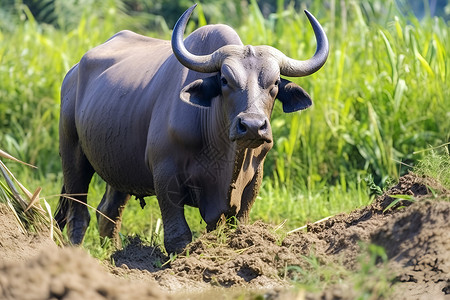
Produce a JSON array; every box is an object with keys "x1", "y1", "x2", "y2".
[
  {"x1": 270, "y1": 78, "x2": 280, "y2": 97},
  {"x1": 221, "y1": 77, "x2": 228, "y2": 86}
]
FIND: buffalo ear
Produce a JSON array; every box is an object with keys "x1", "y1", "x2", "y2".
[
  {"x1": 276, "y1": 78, "x2": 312, "y2": 113},
  {"x1": 180, "y1": 75, "x2": 220, "y2": 108}
]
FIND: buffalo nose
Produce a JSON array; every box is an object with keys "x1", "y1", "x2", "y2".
[{"x1": 236, "y1": 116, "x2": 271, "y2": 142}]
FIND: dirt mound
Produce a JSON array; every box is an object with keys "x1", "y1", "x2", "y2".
[
  {"x1": 0, "y1": 204, "x2": 55, "y2": 266},
  {"x1": 112, "y1": 173, "x2": 450, "y2": 298},
  {"x1": 113, "y1": 222, "x2": 290, "y2": 292},
  {"x1": 0, "y1": 204, "x2": 168, "y2": 300},
  {"x1": 0, "y1": 247, "x2": 168, "y2": 300},
  {"x1": 1, "y1": 173, "x2": 449, "y2": 299},
  {"x1": 372, "y1": 200, "x2": 450, "y2": 298},
  {"x1": 286, "y1": 173, "x2": 450, "y2": 298}
]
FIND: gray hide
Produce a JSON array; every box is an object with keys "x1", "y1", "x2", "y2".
[{"x1": 55, "y1": 5, "x2": 328, "y2": 253}]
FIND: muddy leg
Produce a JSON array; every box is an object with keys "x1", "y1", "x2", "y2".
[
  {"x1": 57, "y1": 142, "x2": 95, "y2": 245},
  {"x1": 159, "y1": 200, "x2": 192, "y2": 254},
  {"x1": 97, "y1": 185, "x2": 130, "y2": 247}
]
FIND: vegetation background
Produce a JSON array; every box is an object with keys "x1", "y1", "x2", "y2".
[{"x1": 0, "y1": 0, "x2": 449, "y2": 254}]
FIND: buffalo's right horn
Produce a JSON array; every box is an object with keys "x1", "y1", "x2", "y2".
[
  {"x1": 277, "y1": 10, "x2": 329, "y2": 77},
  {"x1": 171, "y1": 4, "x2": 221, "y2": 73}
]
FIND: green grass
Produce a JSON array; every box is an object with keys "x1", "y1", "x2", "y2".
[
  {"x1": 414, "y1": 148, "x2": 450, "y2": 189},
  {"x1": 0, "y1": 0, "x2": 449, "y2": 258}
]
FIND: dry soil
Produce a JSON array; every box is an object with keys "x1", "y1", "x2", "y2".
[{"x1": 1, "y1": 173, "x2": 449, "y2": 299}]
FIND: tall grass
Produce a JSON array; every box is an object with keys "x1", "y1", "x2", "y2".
[
  {"x1": 246, "y1": 0, "x2": 449, "y2": 185},
  {"x1": 0, "y1": 2, "x2": 126, "y2": 175},
  {"x1": 241, "y1": 0, "x2": 449, "y2": 225},
  {"x1": 0, "y1": 0, "x2": 448, "y2": 247}
]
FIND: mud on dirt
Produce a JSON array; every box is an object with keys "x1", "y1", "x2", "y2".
[{"x1": 1, "y1": 173, "x2": 449, "y2": 299}]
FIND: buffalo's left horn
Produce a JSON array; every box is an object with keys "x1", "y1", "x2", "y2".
[
  {"x1": 171, "y1": 4, "x2": 221, "y2": 73},
  {"x1": 278, "y1": 10, "x2": 329, "y2": 77}
]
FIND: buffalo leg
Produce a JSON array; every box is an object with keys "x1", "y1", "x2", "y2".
[
  {"x1": 57, "y1": 142, "x2": 95, "y2": 245},
  {"x1": 54, "y1": 185, "x2": 68, "y2": 229},
  {"x1": 97, "y1": 185, "x2": 130, "y2": 247},
  {"x1": 158, "y1": 199, "x2": 192, "y2": 254},
  {"x1": 154, "y1": 167, "x2": 192, "y2": 254}
]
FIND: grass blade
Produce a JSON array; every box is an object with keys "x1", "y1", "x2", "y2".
[{"x1": 0, "y1": 149, "x2": 37, "y2": 168}]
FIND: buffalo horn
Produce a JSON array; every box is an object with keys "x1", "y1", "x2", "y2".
[
  {"x1": 278, "y1": 10, "x2": 329, "y2": 77},
  {"x1": 171, "y1": 4, "x2": 221, "y2": 73}
]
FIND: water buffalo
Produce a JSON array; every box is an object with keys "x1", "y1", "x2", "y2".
[{"x1": 55, "y1": 5, "x2": 328, "y2": 253}]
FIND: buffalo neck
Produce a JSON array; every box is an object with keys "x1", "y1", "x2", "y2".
[{"x1": 201, "y1": 98, "x2": 270, "y2": 216}]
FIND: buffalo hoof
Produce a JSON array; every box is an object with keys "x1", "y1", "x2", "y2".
[
  {"x1": 66, "y1": 219, "x2": 90, "y2": 245},
  {"x1": 67, "y1": 229, "x2": 86, "y2": 245},
  {"x1": 97, "y1": 214, "x2": 121, "y2": 241},
  {"x1": 164, "y1": 231, "x2": 192, "y2": 254}
]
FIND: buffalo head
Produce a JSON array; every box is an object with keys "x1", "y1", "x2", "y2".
[{"x1": 172, "y1": 4, "x2": 328, "y2": 149}]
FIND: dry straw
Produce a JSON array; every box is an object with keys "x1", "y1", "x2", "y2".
[{"x1": 0, "y1": 149, "x2": 63, "y2": 245}]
